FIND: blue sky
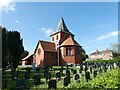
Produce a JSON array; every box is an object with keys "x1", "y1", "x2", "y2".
[{"x1": 1, "y1": 2, "x2": 118, "y2": 54}]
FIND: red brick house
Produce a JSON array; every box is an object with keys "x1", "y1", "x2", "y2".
[{"x1": 22, "y1": 18, "x2": 83, "y2": 67}]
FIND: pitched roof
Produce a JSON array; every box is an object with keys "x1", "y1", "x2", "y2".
[
  {"x1": 60, "y1": 35, "x2": 81, "y2": 47},
  {"x1": 34, "y1": 40, "x2": 57, "y2": 53},
  {"x1": 22, "y1": 51, "x2": 34, "y2": 61},
  {"x1": 50, "y1": 18, "x2": 74, "y2": 36},
  {"x1": 90, "y1": 49, "x2": 113, "y2": 55}
]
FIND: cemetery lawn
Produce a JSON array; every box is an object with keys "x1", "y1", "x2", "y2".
[{"x1": 2, "y1": 66, "x2": 120, "y2": 89}]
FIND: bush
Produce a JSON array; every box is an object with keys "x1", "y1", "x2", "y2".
[{"x1": 66, "y1": 68, "x2": 120, "y2": 89}]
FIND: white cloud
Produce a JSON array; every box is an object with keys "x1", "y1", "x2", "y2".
[
  {"x1": 0, "y1": 0, "x2": 15, "y2": 13},
  {"x1": 15, "y1": 20, "x2": 20, "y2": 23},
  {"x1": 98, "y1": 31, "x2": 119, "y2": 40},
  {"x1": 38, "y1": 28, "x2": 54, "y2": 37}
]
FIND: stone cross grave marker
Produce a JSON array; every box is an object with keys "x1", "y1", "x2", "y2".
[{"x1": 48, "y1": 79, "x2": 57, "y2": 89}]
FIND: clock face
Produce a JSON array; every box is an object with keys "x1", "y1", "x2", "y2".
[{"x1": 38, "y1": 48, "x2": 41, "y2": 55}]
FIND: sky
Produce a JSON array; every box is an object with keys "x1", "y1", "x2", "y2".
[{"x1": 1, "y1": 0, "x2": 118, "y2": 54}]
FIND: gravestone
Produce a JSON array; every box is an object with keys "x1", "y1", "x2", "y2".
[
  {"x1": 48, "y1": 79, "x2": 57, "y2": 89},
  {"x1": 63, "y1": 76, "x2": 70, "y2": 86},
  {"x1": 16, "y1": 78, "x2": 25, "y2": 89},
  {"x1": 89, "y1": 66, "x2": 92, "y2": 73},
  {"x1": 93, "y1": 69, "x2": 97, "y2": 78},
  {"x1": 56, "y1": 72, "x2": 61, "y2": 81},
  {"x1": 74, "y1": 74, "x2": 80, "y2": 83},
  {"x1": 34, "y1": 74, "x2": 40, "y2": 85},
  {"x1": 85, "y1": 71, "x2": 90, "y2": 82},
  {"x1": 80, "y1": 65, "x2": 83, "y2": 70},
  {"x1": 73, "y1": 70, "x2": 77, "y2": 75},
  {"x1": 66, "y1": 70, "x2": 70, "y2": 77},
  {"x1": 84, "y1": 65, "x2": 88, "y2": 72}
]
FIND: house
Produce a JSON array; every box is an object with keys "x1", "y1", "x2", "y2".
[
  {"x1": 22, "y1": 18, "x2": 83, "y2": 67},
  {"x1": 88, "y1": 49, "x2": 115, "y2": 60}
]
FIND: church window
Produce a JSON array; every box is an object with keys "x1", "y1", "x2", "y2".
[
  {"x1": 56, "y1": 35, "x2": 58, "y2": 40},
  {"x1": 66, "y1": 47, "x2": 72, "y2": 56},
  {"x1": 52, "y1": 37, "x2": 54, "y2": 41},
  {"x1": 76, "y1": 47, "x2": 80, "y2": 54}
]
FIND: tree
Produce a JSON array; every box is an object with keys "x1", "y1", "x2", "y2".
[
  {"x1": 82, "y1": 48, "x2": 89, "y2": 61},
  {"x1": 2, "y1": 27, "x2": 24, "y2": 68},
  {"x1": 110, "y1": 43, "x2": 120, "y2": 55}
]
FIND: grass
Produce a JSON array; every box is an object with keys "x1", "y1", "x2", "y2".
[{"x1": 2, "y1": 57, "x2": 120, "y2": 89}]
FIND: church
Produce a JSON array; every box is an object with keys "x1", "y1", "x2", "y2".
[{"x1": 22, "y1": 18, "x2": 83, "y2": 67}]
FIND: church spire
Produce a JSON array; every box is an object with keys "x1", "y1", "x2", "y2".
[{"x1": 56, "y1": 17, "x2": 69, "y2": 32}]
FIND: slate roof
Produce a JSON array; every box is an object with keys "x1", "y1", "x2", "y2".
[{"x1": 50, "y1": 18, "x2": 74, "y2": 36}]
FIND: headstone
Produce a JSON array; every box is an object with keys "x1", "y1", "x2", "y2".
[
  {"x1": 56, "y1": 72, "x2": 61, "y2": 81},
  {"x1": 63, "y1": 76, "x2": 70, "y2": 86},
  {"x1": 34, "y1": 74, "x2": 40, "y2": 85},
  {"x1": 66, "y1": 70, "x2": 70, "y2": 77},
  {"x1": 16, "y1": 78, "x2": 25, "y2": 89},
  {"x1": 93, "y1": 69, "x2": 97, "y2": 78},
  {"x1": 48, "y1": 79, "x2": 57, "y2": 89},
  {"x1": 85, "y1": 71, "x2": 90, "y2": 82},
  {"x1": 74, "y1": 74, "x2": 80, "y2": 83},
  {"x1": 73, "y1": 70, "x2": 77, "y2": 75},
  {"x1": 89, "y1": 66, "x2": 92, "y2": 73}
]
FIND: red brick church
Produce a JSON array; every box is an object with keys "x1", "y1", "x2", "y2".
[{"x1": 22, "y1": 18, "x2": 83, "y2": 67}]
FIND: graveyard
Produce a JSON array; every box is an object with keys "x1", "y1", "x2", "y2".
[{"x1": 2, "y1": 57, "x2": 120, "y2": 89}]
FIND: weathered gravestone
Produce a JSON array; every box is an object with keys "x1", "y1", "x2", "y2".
[
  {"x1": 89, "y1": 66, "x2": 92, "y2": 73},
  {"x1": 85, "y1": 71, "x2": 90, "y2": 82},
  {"x1": 66, "y1": 70, "x2": 70, "y2": 77},
  {"x1": 74, "y1": 74, "x2": 80, "y2": 83},
  {"x1": 93, "y1": 69, "x2": 97, "y2": 78},
  {"x1": 16, "y1": 78, "x2": 25, "y2": 90},
  {"x1": 34, "y1": 74, "x2": 40, "y2": 85},
  {"x1": 48, "y1": 79, "x2": 57, "y2": 89},
  {"x1": 73, "y1": 70, "x2": 77, "y2": 75},
  {"x1": 56, "y1": 72, "x2": 61, "y2": 81},
  {"x1": 63, "y1": 76, "x2": 70, "y2": 86}
]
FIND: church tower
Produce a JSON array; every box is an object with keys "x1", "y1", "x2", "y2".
[{"x1": 50, "y1": 18, "x2": 74, "y2": 48}]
